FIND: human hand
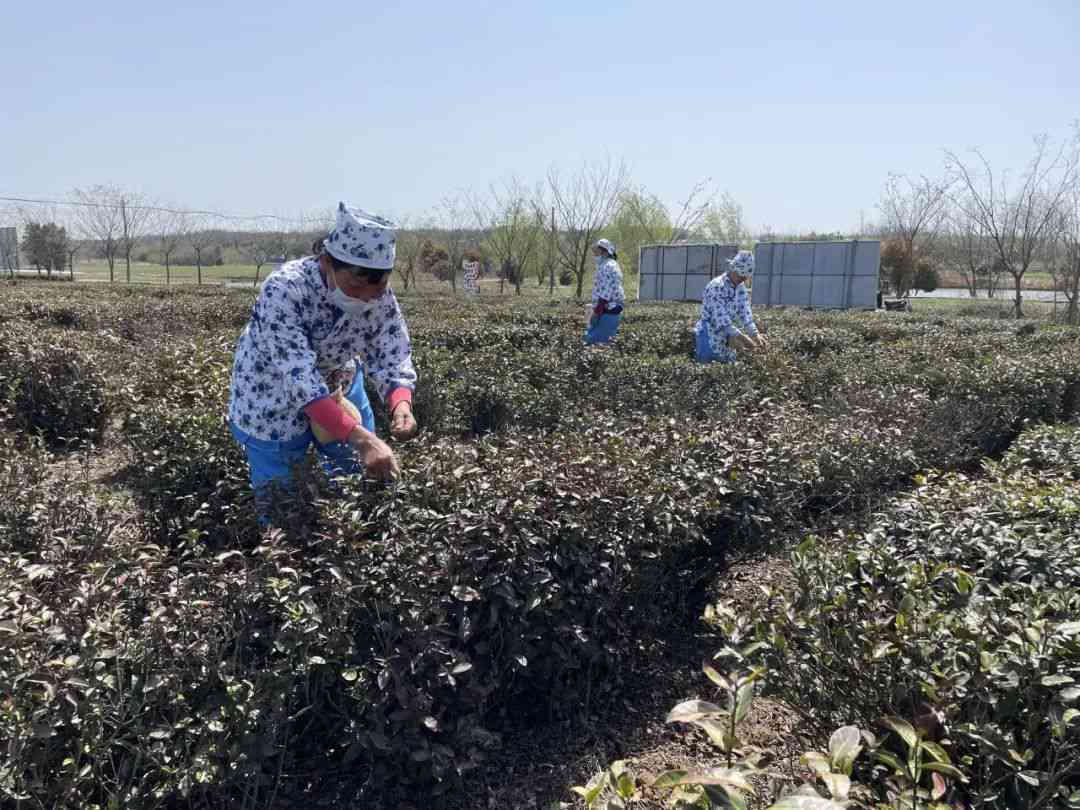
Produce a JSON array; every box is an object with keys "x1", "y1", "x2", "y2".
[
  {"x1": 753, "y1": 333, "x2": 769, "y2": 351},
  {"x1": 348, "y1": 427, "x2": 400, "y2": 479},
  {"x1": 728, "y1": 333, "x2": 756, "y2": 352},
  {"x1": 389, "y1": 401, "x2": 417, "y2": 440}
]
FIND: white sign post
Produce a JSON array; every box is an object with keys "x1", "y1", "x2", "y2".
[{"x1": 462, "y1": 259, "x2": 481, "y2": 295}]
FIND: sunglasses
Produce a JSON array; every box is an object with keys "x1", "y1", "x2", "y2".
[{"x1": 340, "y1": 266, "x2": 392, "y2": 285}]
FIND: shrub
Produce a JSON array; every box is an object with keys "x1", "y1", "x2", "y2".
[
  {"x1": 757, "y1": 423, "x2": 1080, "y2": 808},
  {"x1": 4, "y1": 285, "x2": 1080, "y2": 807},
  {"x1": 118, "y1": 337, "x2": 255, "y2": 546},
  {"x1": 0, "y1": 324, "x2": 110, "y2": 447},
  {"x1": 913, "y1": 258, "x2": 940, "y2": 293}
]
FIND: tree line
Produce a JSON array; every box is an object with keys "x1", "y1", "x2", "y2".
[
  {"x1": 5, "y1": 132, "x2": 1080, "y2": 321},
  {"x1": 877, "y1": 126, "x2": 1080, "y2": 321}
]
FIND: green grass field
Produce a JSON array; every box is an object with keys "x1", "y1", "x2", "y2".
[
  {"x1": 68, "y1": 259, "x2": 614, "y2": 300},
  {"x1": 72, "y1": 260, "x2": 268, "y2": 285}
]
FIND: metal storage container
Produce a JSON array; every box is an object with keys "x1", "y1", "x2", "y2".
[{"x1": 751, "y1": 240, "x2": 880, "y2": 309}]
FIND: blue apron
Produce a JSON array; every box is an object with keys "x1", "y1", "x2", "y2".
[
  {"x1": 229, "y1": 372, "x2": 376, "y2": 520},
  {"x1": 585, "y1": 310, "x2": 623, "y2": 345}
]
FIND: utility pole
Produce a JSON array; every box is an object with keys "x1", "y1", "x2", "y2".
[
  {"x1": 120, "y1": 196, "x2": 130, "y2": 283},
  {"x1": 548, "y1": 205, "x2": 556, "y2": 296}
]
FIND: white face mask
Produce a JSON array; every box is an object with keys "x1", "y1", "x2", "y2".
[{"x1": 326, "y1": 266, "x2": 383, "y2": 317}]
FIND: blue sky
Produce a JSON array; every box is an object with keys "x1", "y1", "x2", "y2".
[{"x1": 3, "y1": 0, "x2": 1077, "y2": 232}]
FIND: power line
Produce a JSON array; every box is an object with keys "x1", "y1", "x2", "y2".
[{"x1": 0, "y1": 194, "x2": 316, "y2": 225}]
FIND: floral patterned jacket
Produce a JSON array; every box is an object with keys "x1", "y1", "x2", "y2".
[
  {"x1": 591, "y1": 257, "x2": 625, "y2": 313},
  {"x1": 696, "y1": 272, "x2": 758, "y2": 357},
  {"x1": 228, "y1": 258, "x2": 416, "y2": 441}
]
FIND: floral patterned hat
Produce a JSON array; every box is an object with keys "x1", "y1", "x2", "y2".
[
  {"x1": 728, "y1": 250, "x2": 755, "y2": 277},
  {"x1": 595, "y1": 238, "x2": 616, "y2": 257},
  {"x1": 324, "y1": 202, "x2": 397, "y2": 270}
]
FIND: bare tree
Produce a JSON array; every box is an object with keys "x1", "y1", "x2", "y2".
[
  {"x1": 436, "y1": 194, "x2": 472, "y2": 293},
  {"x1": 547, "y1": 157, "x2": 630, "y2": 298},
  {"x1": 946, "y1": 130, "x2": 1080, "y2": 317},
  {"x1": 64, "y1": 237, "x2": 80, "y2": 280},
  {"x1": 157, "y1": 208, "x2": 192, "y2": 285},
  {"x1": 472, "y1": 177, "x2": 542, "y2": 296},
  {"x1": 877, "y1": 173, "x2": 952, "y2": 296},
  {"x1": 527, "y1": 186, "x2": 557, "y2": 291},
  {"x1": 234, "y1": 220, "x2": 280, "y2": 288},
  {"x1": 187, "y1": 217, "x2": 217, "y2": 285},
  {"x1": 1051, "y1": 186, "x2": 1080, "y2": 324},
  {"x1": 71, "y1": 186, "x2": 123, "y2": 282},
  {"x1": 939, "y1": 202, "x2": 993, "y2": 297},
  {"x1": 393, "y1": 215, "x2": 425, "y2": 292},
  {"x1": 118, "y1": 192, "x2": 156, "y2": 283}
]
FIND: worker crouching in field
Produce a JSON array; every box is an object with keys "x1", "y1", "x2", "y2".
[
  {"x1": 585, "y1": 238, "x2": 625, "y2": 345},
  {"x1": 694, "y1": 250, "x2": 768, "y2": 363},
  {"x1": 227, "y1": 203, "x2": 418, "y2": 522}
]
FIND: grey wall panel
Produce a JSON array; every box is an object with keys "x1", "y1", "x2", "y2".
[
  {"x1": 637, "y1": 242, "x2": 739, "y2": 301},
  {"x1": 716, "y1": 245, "x2": 740, "y2": 265},
  {"x1": 662, "y1": 273, "x2": 687, "y2": 300},
  {"x1": 639, "y1": 273, "x2": 657, "y2": 300},
  {"x1": 779, "y1": 244, "x2": 814, "y2": 275},
  {"x1": 752, "y1": 240, "x2": 880, "y2": 309},
  {"x1": 850, "y1": 275, "x2": 878, "y2": 304},
  {"x1": 780, "y1": 276, "x2": 813, "y2": 307},
  {"x1": 663, "y1": 246, "x2": 688, "y2": 276},
  {"x1": 640, "y1": 247, "x2": 658, "y2": 276},
  {"x1": 815, "y1": 242, "x2": 848, "y2": 271},
  {"x1": 684, "y1": 274, "x2": 709, "y2": 300},
  {"x1": 687, "y1": 245, "x2": 712, "y2": 275},
  {"x1": 749, "y1": 274, "x2": 771, "y2": 308},
  {"x1": 853, "y1": 241, "x2": 879, "y2": 275},
  {"x1": 811, "y1": 280, "x2": 844, "y2": 308}
]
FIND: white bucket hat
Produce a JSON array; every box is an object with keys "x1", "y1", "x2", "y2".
[
  {"x1": 595, "y1": 238, "x2": 616, "y2": 257},
  {"x1": 728, "y1": 250, "x2": 754, "y2": 277},
  {"x1": 324, "y1": 202, "x2": 397, "y2": 270}
]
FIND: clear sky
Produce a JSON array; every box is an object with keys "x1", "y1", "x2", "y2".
[{"x1": 3, "y1": 0, "x2": 1077, "y2": 233}]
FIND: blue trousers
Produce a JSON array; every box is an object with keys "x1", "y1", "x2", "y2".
[
  {"x1": 229, "y1": 374, "x2": 376, "y2": 518},
  {"x1": 694, "y1": 321, "x2": 736, "y2": 364},
  {"x1": 585, "y1": 311, "x2": 623, "y2": 345}
]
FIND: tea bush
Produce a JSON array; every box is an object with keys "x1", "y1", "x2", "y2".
[
  {"x1": 0, "y1": 323, "x2": 111, "y2": 447},
  {"x1": 0, "y1": 432, "x2": 52, "y2": 552},
  {"x1": 3, "y1": 283, "x2": 1080, "y2": 807},
  {"x1": 758, "y1": 423, "x2": 1080, "y2": 808},
  {"x1": 118, "y1": 337, "x2": 255, "y2": 546}
]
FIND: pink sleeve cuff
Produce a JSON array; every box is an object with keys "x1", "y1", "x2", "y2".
[
  {"x1": 304, "y1": 397, "x2": 359, "y2": 443},
  {"x1": 386, "y1": 387, "x2": 413, "y2": 414}
]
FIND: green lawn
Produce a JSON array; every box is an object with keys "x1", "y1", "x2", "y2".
[
  {"x1": 908, "y1": 295, "x2": 1062, "y2": 319},
  {"x1": 70, "y1": 259, "x2": 616, "y2": 300},
  {"x1": 73, "y1": 261, "x2": 269, "y2": 285}
]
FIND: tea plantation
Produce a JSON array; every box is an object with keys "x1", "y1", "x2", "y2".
[{"x1": 0, "y1": 282, "x2": 1077, "y2": 809}]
